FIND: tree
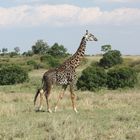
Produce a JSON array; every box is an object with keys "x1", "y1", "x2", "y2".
[
  {"x1": 2, "y1": 48, "x2": 8, "y2": 54},
  {"x1": 48, "y1": 43, "x2": 67, "y2": 57},
  {"x1": 99, "y1": 50, "x2": 123, "y2": 68},
  {"x1": 14, "y1": 47, "x2": 20, "y2": 54},
  {"x1": 101, "y1": 45, "x2": 112, "y2": 53},
  {"x1": 32, "y1": 40, "x2": 49, "y2": 55}
]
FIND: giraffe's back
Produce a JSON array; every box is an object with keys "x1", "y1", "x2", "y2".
[
  {"x1": 43, "y1": 62, "x2": 76, "y2": 86},
  {"x1": 56, "y1": 61, "x2": 77, "y2": 85}
]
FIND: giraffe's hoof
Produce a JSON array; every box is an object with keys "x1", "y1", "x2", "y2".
[
  {"x1": 35, "y1": 109, "x2": 40, "y2": 112},
  {"x1": 39, "y1": 106, "x2": 43, "y2": 111},
  {"x1": 48, "y1": 109, "x2": 52, "y2": 113},
  {"x1": 35, "y1": 107, "x2": 45, "y2": 112},
  {"x1": 35, "y1": 107, "x2": 40, "y2": 112},
  {"x1": 74, "y1": 108, "x2": 78, "y2": 113},
  {"x1": 54, "y1": 106, "x2": 58, "y2": 112}
]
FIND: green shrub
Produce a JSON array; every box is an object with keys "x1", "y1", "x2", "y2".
[
  {"x1": 27, "y1": 60, "x2": 44, "y2": 69},
  {"x1": 0, "y1": 65, "x2": 29, "y2": 85},
  {"x1": 22, "y1": 51, "x2": 33, "y2": 57},
  {"x1": 40, "y1": 55, "x2": 60, "y2": 68},
  {"x1": 107, "y1": 67, "x2": 137, "y2": 89},
  {"x1": 9, "y1": 52, "x2": 18, "y2": 57},
  {"x1": 26, "y1": 60, "x2": 37, "y2": 69},
  {"x1": 76, "y1": 66, "x2": 107, "y2": 91},
  {"x1": 99, "y1": 50, "x2": 123, "y2": 68},
  {"x1": 27, "y1": 60, "x2": 37, "y2": 66}
]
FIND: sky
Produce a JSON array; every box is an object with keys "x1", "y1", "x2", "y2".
[{"x1": 0, "y1": 0, "x2": 140, "y2": 55}]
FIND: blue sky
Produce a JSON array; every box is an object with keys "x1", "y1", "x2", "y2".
[{"x1": 0, "y1": 0, "x2": 140, "y2": 55}]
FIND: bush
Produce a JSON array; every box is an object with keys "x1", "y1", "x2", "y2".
[
  {"x1": 107, "y1": 67, "x2": 137, "y2": 89},
  {"x1": 27, "y1": 60, "x2": 45, "y2": 69},
  {"x1": 99, "y1": 50, "x2": 123, "y2": 68},
  {"x1": 9, "y1": 52, "x2": 18, "y2": 57},
  {"x1": 76, "y1": 66, "x2": 107, "y2": 91},
  {"x1": 0, "y1": 65, "x2": 29, "y2": 85},
  {"x1": 40, "y1": 55, "x2": 60, "y2": 68},
  {"x1": 22, "y1": 51, "x2": 33, "y2": 57},
  {"x1": 27, "y1": 60, "x2": 36, "y2": 65}
]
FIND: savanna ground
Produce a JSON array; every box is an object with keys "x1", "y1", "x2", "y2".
[{"x1": 0, "y1": 56, "x2": 140, "y2": 140}]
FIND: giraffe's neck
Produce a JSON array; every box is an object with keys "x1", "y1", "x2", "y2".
[{"x1": 69, "y1": 37, "x2": 87, "y2": 68}]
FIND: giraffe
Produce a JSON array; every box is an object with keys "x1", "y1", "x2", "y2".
[{"x1": 34, "y1": 30, "x2": 98, "y2": 113}]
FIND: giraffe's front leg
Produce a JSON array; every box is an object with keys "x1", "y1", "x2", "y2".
[
  {"x1": 54, "y1": 85, "x2": 67, "y2": 112},
  {"x1": 70, "y1": 84, "x2": 78, "y2": 113},
  {"x1": 54, "y1": 92, "x2": 64, "y2": 112},
  {"x1": 45, "y1": 93, "x2": 52, "y2": 113}
]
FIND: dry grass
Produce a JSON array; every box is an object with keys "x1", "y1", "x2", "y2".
[{"x1": 0, "y1": 89, "x2": 140, "y2": 140}]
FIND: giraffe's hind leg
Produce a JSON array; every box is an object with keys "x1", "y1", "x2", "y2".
[
  {"x1": 34, "y1": 89, "x2": 44, "y2": 112},
  {"x1": 70, "y1": 84, "x2": 78, "y2": 113},
  {"x1": 44, "y1": 84, "x2": 52, "y2": 113},
  {"x1": 54, "y1": 85, "x2": 68, "y2": 112},
  {"x1": 38, "y1": 89, "x2": 44, "y2": 111}
]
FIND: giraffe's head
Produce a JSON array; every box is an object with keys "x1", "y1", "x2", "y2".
[{"x1": 84, "y1": 30, "x2": 98, "y2": 41}]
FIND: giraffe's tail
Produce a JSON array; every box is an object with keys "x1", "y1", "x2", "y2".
[
  {"x1": 34, "y1": 88, "x2": 41, "y2": 106},
  {"x1": 34, "y1": 77, "x2": 45, "y2": 106}
]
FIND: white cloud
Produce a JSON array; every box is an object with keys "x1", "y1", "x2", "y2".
[
  {"x1": 99, "y1": 8, "x2": 140, "y2": 25},
  {"x1": 0, "y1": 4, "x2": 140, "y2": 28},
  {"x1": 108, "y1": 0, "x2": 139, "y2": 3}
]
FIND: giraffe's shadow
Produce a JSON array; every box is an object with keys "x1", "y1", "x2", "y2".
[{"x1": 35, "y1": 109, "x2": 46, "y2": 113}]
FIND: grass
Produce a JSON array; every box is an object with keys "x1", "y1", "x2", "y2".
[
  {"x1": 0, "y1": 55, "x2": 140, "y2": 140},
  {"x1": 0, "y1": 90, "x2": 140, "y2": 140}
]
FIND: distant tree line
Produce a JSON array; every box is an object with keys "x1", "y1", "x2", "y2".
[
  {"x1": 0, "y1": 40, "x2": 69, "y2": 58},
  {"x1": 23, "y1": 40, "x2": 69, "y2": 57},
  {"x1": 0, "y1": 47, "x2": 20, "y2": 57}
]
